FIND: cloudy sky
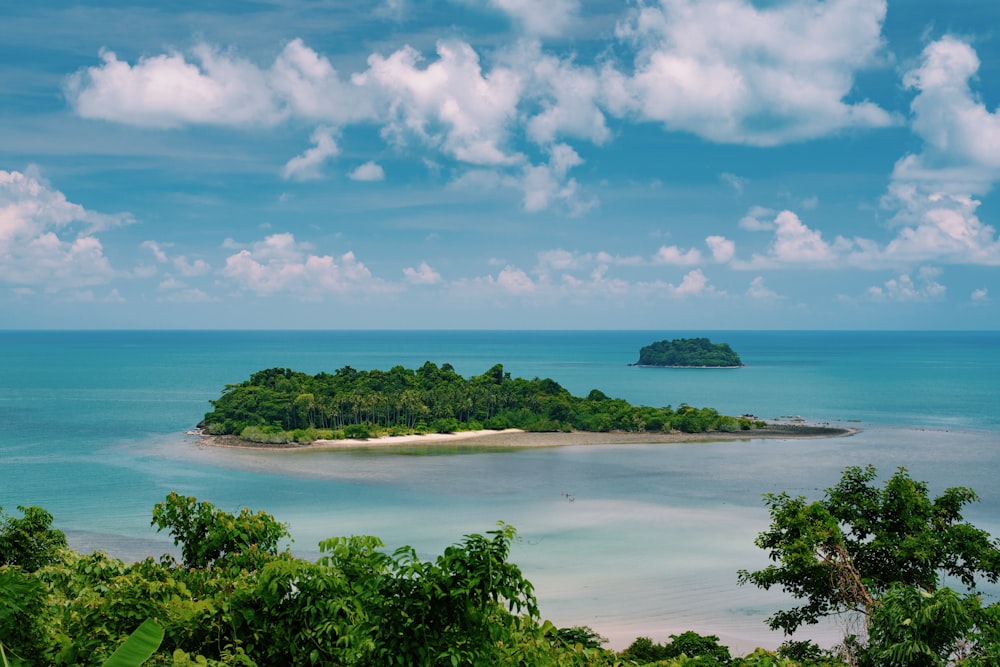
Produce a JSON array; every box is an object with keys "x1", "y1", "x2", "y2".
[{"x1": 2, "y1": 0, "x2": 999, "y2": 329}]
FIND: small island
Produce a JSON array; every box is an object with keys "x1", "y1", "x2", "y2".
[
  {"x1": 200, "y1": 361, "x2": 765, "y2": 445},
  {"x1": 633, "y1": 337, "x2": 743, "y2": 368}
]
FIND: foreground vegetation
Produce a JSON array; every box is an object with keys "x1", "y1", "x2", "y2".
[
  {"x1": 202, "y1": 363, "x2": 763, "y2": 445},
  {"x1": 635, "y1": 338, "x2": 743, "y2": 368},
  {"x1": 3, "y1": 465, "x2": 999, "y2": 666}
]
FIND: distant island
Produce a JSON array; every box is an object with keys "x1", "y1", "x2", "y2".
[
  {"x1": 633, "y1": 337, "x2": 743, "y2": 368},
  {"x1": 200, "y1": 362, "x2": 764, "y2": 445}
]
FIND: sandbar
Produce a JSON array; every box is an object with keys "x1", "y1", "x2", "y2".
[{"x1": 196, "y1": 423, "x2": 855, "y2": 451}]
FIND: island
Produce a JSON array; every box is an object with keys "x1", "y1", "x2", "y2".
[
  {"x1": 200, "y1": 361, "x2": 768, "y2": 445},
  {"x1": 633, "y1": 337, "x2": 743, "y2": 368}
]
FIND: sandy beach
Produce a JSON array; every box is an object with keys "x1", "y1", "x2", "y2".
[{"x1": 198, "y1": 423, "x2": 855, "y2": 451}]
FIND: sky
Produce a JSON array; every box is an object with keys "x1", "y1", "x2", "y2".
[{"x1": 2, "y1": 0, "x2": 1000, "y2": 329}]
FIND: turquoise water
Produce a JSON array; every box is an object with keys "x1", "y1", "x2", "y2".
[{"x1": 1, "y1": 330, "x2": 998, "y2": 649}]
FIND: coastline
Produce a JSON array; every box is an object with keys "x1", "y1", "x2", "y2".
[{"x1": 193, "y1": 423, "x2": 856, "y2": 452}]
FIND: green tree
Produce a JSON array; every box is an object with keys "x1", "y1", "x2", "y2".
[
  {"x1": 151, "y1": 492, "x2": 290, "y2": 571},
  {"x1": 739, "y1": 466, "x2": 1000, "y2": 659},
  {"x1": 0, "y1": 505, "x2": 67, "y2": 572},
  {"x1": 865, "y1": 584, "x2": 978, "y2": 667}
]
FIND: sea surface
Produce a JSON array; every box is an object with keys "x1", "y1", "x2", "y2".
[{"x1": 1, "y1": 330, "x2": 999, "y2": 651}]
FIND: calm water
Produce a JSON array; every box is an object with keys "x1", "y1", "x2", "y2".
[{"x1": 1, "y1": 330, "x2": 998, "y2": 650}]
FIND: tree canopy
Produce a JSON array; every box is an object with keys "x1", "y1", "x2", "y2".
[
  {"x1": 6, "y1": 475, "x2": 1000, "y2": 665},
  {"x1": 202, "y1": 362, "x2": 759, "y2": 444},
  {"x1": 635, "y1": 338, "x2": 743, "y2": 367},
  {"x1": 0, "y1": 495, "x2": 850, "y2": 667},
  {"x1": 739, "y1": 465, "x2": 1000, "y2": 665}
]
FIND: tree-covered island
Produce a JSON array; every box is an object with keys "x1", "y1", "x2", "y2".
[
  {"x1": 634, "y1": 338, "x2": 743, "y2": 368},
  {"x1": 201, "y1": 362, "x2": 765, "y2": 445}
]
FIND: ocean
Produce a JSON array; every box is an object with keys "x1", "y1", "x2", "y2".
[{"x1": 1, "y1": 330, "x2": 998, "y2": 650}]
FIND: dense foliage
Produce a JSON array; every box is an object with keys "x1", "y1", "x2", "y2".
[
  {"x1": 0, "y1": 496, "x2": 843, "y2": 667},
  {"x1": 739, "y1": 465, "x2": 1000, "y2": 666},
  {"x1": 636, "y1": 338, "x2": 743, "y2": 368},
  {"x1": 7, "y1": 468, "x2": 1000, "y2": 665},
  {"x1": 203, "y1": 362, "x2": 761, "y2": 444}
]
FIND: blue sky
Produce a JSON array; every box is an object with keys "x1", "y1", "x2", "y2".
[{"x1": 2, "y1": 0, "x2": 999, "y2": 329}]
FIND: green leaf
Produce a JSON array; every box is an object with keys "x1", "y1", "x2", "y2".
[{"x1": 100, "y1": 619, "x2": 164, "y2": 667}]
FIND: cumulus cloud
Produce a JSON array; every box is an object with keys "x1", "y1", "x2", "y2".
[
  {"x1": 866, "y1": 267, "x2": 946, "y2": 302},
  {"x1": 875, "y1": 37, "x2": 1000, "y2": 267},
  {"x1": 349, "y1": 161, "x2": 386, "y2": 182},
  {"x1": 901, "y1": 37, "x2": 1000, "y2": 177},
  {"x1": 705, "y1": 235, "x2": 735, "y2": 263},
  {"x1": 517, "y1": 143, "x2": 595, "y2": 214},
  {"x1": 221, "y1": 232, "x2": 394, "y2": 298},
  {"x1": 66, "y1": 40, "x2": 372, "y2": 129},
  {"x1": 654, "y1": 245, "x2": 702, "y2": 265},
  {"x1": 359, "y1": 40, "x2": 522, "y2": 166},
  {"x1": 403, "y1": 261, "x2": 442, "y2": 284},
  {"x1": 498, "y1": 41, "x2": 609, "y2": 146},
  {"x1": 745, "y1": 210, "x2": 847, "y2": 267},
  {"x1": 0, "y1": 169, "x2": 127, "y2": 290},
  {"x1": 874, "y1": 185, "x2": 1000, "y2": 265},
  {"x1": 971, "y1": 288, "x2": 989, "y2": 302},
  {"x1": 738, "y1": 206, "x2": 775, "y2": 231},
  {"x1": 283, "y1": 126, "x2": 340, "y2": 180},
  {"x1": 607, "y1": 0, "x2": 893, "y2": 145},
  {"x1": 66, "y1": 45, "x2": 284, "y2": 128},
  {"x1": 668, "y1": 268, "x2": 720, "y2": 297},
  {"x1": 495, "y1": 265, "x2": 536, "y2": 293},
  {"x1": 173, "y1": 255, "x2": 212, "y2": 277}
]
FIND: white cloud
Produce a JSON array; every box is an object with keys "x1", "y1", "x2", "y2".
[
  {"x1": 270, "y1": 39, "x2": 376, "y2": 124},
  {"x1": 0, "y1": 169, "x2": 123, "y2": 290},
  {"x1": 66, "y1": 40, "x2": 372, "y2": 129},
  {"x1": 608, "y1": 0, "x2": 893, "y2": 145},
  {"x1": 971, "y1": 288, "x2": 989, "y2": 302},
  {"x1": 745, "y1": 210, "x2": 846, "y2": 267},
  {"x1": 173, "y1": 255, "x2": 212, "y2": 277},
  {"x1": 66, "y1": 45, "x2": 284, "y2": 128},
  {"x1": 874, "y1": 185, "x2": 1000, "y2": 265},
  {"x1": 495, "y1": 265, "x2": 536, "y2": 293},
  {"x1": 871, "y1": 37, "x2": 1000, "y2": 268},
  {"x1": 283, "y1": 126, "x2": 340, "y2": 181},
  {"x1": 668, "y1": 268, "x2": 720, "y2": 297},
  {"x1": 349, "y1": 161, "x2": 386, "y2": 182},
  {"x1": 902, "y1": 37, "x2": 1000, "y2": 175},
  {"x1": 866, "y1": 267, "x2": 946, "y2": 302},
  {"x1": 499, "y1": 41, "x2": 609, "y2": 146},
  {"x1": 654, "y1": 245, "x2": 702, "y2": 265},
  {"x1": 738, "y1": 206, "x2": 775, "y2": 231},
  {"x1": 705, "y1": 235, "x2": 735, "y2": 263},
  {"x1": 517, "y1": 143, "x2": 595, "y2": 214},
  {"x1": 535, "y1": 249, "x2": 644, "y2": 279},
  {"x1": 358, "y1": 40, "x2": 523, "y2": 166},
  {"x1": 486, "y1": 0, "x2": 579, "y2": 37},
  {"x1": 221, "y1": 232, "x2": 394, "y2": 298},
  {"x1": 746, "y1": 276, "x2": 781, "y2": 300},
  {"x1": 403, "y1": 261, "x2": 442, "y2": 284}
]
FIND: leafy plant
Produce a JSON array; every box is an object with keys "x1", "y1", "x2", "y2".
[
  {"x1": 0, "y1": 505, "x2": 67, "y2": 572},
  {"x1": 101, "y1": 619, "x2": 164, "y2": 667},
  {"x1": 151, "y1": 492, "x2": 290, "y2": 571}
]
